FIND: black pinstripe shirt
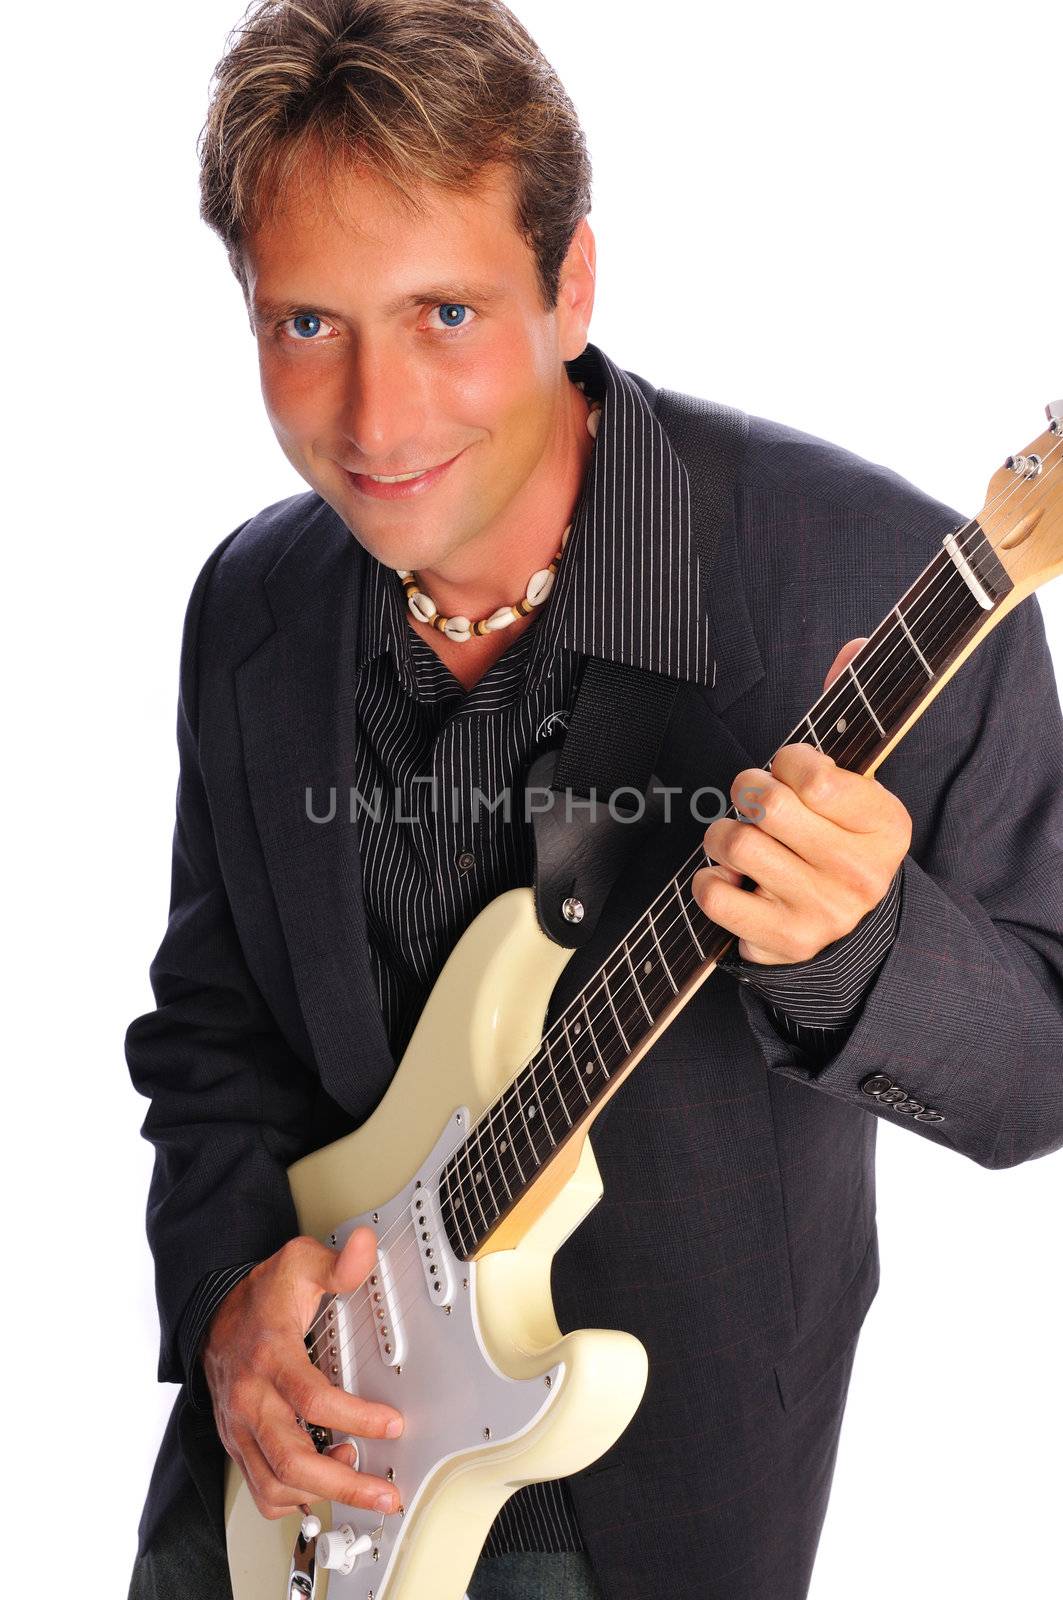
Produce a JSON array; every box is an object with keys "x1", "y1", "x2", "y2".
[{"x1": 178, "y1": 341, "x2": 900, "y2": 1554}]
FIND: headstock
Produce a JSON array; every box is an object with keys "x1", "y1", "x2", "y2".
[{"x1": 979, "y1": 401, "x2": 1063, "y2": 599}]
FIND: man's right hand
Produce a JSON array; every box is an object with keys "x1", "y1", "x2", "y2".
[{"x1": 201, "y1": 1225, "x2": 405, "y2": 1522}]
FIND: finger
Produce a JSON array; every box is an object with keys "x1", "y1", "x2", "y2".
[
  {"x1": 823, "y1": 636, "x2": 868, "y2": 692},
  {"x1": 758, "y1": 746, "x2": 897, "y2": 836},
  {"x1": 702, "y1": 820, "x2": 816, "y2": 910},
  {"x1": 329, "y1": 1225, "x2": 381, "y2": 1294},
  {"x1": 274, "y1": 1357, "x2": 404, "y2": 1443},
  {"x1": 256, "y1": 1403, "x2": 400, "y2": 1514},
  {"x1": 722, "y1": 770, "x2": 850, "y2": 876},
  {"x1": 235, "y1": 1428, "x2": 310, "y2": 1522},
  {"x1": 692, "y1": 865, "x2": 821, "y2": 963}
]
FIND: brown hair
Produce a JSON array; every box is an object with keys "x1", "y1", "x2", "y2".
[{"x1": 198, "y1": 0, "x2": 593, "y2": 311}]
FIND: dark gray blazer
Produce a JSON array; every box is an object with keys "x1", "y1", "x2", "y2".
[{"x1": 127, "y1": 366, "x2": 1063, "y2": 1600}]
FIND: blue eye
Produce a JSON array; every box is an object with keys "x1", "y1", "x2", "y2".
[
  {"x1": 434, "y1": 303, "x2": 474, "y2": 332},
  {"x1": 289, "y1": 313, "x2": 323, "y2": 339}
]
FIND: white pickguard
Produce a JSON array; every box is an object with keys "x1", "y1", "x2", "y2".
[{"x1": 305, "y1": 1109, "x2": 563, "y2": 1599}]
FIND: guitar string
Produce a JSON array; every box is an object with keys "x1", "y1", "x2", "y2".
[
  {"x1": 301, "y1": 438, "x2": 1060, "y2": 1366},
  {"x1": 300, "y1": 437, "x2": 1059, "y2": 1371}
]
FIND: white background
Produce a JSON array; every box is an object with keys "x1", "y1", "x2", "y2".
[{"x1": 6, "y1": 1, "x2": 1060, "y2": 1595}]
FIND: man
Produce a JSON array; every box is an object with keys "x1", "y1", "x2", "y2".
[{"x1": 126, "y1": 2, "x2": 1063, "y2": 1597}]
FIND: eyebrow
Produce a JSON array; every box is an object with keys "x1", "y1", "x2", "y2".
[{"x1": 251, "y1": 281, "x2": 506, "y2": 327}]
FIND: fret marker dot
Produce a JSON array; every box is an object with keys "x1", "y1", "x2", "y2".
[
  {"x1": 474, "y1": 1170, "x2": 483, "y2": 1184},
  {"x1": 528, "y1": 1105, "x2": 537, "y2": 1118},
  {"x1": 643, "y1": 959, "x2": 653, "y2": 974},
  {"x1": 836, "y1": 717, "x2": 847, "y2": 733},
  {"x1": 573, "y1": 1021, "x2": 582, "y2": 1034},
  {"x1": 585, "y1": 1060, "x2": 595, "y2": 1076},
  {"x1": 500, "y1": 1139, "x2": 508, "y2": 1152}
]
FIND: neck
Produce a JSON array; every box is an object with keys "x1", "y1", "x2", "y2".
[{"x1": 412, "y1": 376, "x2": 594, "y2": 619}]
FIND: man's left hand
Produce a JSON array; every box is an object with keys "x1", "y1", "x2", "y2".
[{"x1": 691, "y1": 637, "x2": 913, "y2": 965}]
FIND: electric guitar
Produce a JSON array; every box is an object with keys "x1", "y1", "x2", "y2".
[{"x1": 225, "y1": 403, "x2": 1063, "y2": 1599}]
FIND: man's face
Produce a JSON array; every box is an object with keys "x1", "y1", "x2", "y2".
[{"x1": 241, "y1": 159, "x2": 594, "y2": 575}]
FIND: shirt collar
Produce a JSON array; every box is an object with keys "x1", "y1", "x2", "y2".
[{"x1": 356, "y1": 339, "x2": 716, "y2": 694}]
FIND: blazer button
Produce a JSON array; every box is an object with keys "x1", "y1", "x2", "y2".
[
  {"x1": 879, "y1": 1086, "x2": 908, "y2": 1104},
  {"x1": 915, "y1": 1109, "x2": 945, "y2": 1122},
  {"x1": 861, "y1": 1074, "x2": 894, "y2": 1098}
]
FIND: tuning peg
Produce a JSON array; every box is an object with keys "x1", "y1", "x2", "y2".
[{"x1": 1046, "y1": 400, "x2": 1062, "y2": 432}]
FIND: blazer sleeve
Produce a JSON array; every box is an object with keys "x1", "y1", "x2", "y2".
[
  {"x1": 126, "y1": 531, "x2": 319, "y2": 1385},
  {"x1": 718, "y1": 863, "x2": 902, "y2": 1052},
  {"x1": 730, "y1": 589, "x2": 1063, "y2": 1169}
]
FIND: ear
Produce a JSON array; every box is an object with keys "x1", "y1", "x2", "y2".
[{"x1": 558, "y1": 216, "x2": 596, "y2": 358}]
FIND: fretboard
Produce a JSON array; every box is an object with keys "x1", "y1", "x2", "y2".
[{"x1": 440, "y1": 517, "x2": 1013, "y2": 1259}]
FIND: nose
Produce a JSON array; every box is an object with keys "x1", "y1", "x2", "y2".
[{"x1": 340, "y1": 337, "x2": 426, "y2": 470}]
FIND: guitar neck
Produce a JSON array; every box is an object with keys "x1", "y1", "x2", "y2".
[{"x1": 442, "y1": 516, "x2": 1021, "y2": 1260}]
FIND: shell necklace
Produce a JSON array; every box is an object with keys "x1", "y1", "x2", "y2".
[{"x1": 394, "y1": 392, "x2": 602, "y2": 643}]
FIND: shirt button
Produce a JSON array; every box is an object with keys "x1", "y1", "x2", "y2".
[{"x1": 456, "y1": 849, "x2": 476, "y2": 872}]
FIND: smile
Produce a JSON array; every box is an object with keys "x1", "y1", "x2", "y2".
[{"x1": 344, "y1": 450, "x2": 465, "y2": 501}]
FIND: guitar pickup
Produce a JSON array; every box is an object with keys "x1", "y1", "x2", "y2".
[
  {"x1": 367, "y1": 1246, "x2": 406, "y2": 1369},
  {"x1": 413, "y1": 1181, "x2": 456, "y2": 1309}
]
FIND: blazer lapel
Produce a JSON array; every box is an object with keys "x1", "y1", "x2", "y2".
[{"x1": 235, "y1": 500, "x2": 397, "y2": 1118}]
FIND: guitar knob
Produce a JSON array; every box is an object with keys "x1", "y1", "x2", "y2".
[{"x1": 315, "y1": 1525, "x2": 373, "y2": 1574}]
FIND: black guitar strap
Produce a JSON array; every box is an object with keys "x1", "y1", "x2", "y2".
[{"x1": 530, "y1": 388, "x2": 749, "y2": 947}]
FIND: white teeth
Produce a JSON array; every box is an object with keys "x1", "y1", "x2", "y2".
[{"x1": 366, "y1": 468, "x2": 431, "y2": 483}]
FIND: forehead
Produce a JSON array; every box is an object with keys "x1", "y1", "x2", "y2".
[{"x1": 243, "y1": 157, "x2": 530, "y2": 303}]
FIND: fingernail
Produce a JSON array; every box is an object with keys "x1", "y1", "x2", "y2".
[
  {"x1": 385, "y1": 1418, "x2": 403, "y2": 1438},
  {"x1": 374, "y1": 1492, "x2": 395, "y2": 1513}
]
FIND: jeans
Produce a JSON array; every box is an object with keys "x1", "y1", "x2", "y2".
[{"x1": 128, "y1": 1477, "x2": 606, "y2": 1600}]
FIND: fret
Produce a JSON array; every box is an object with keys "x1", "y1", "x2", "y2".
[
  {"x1": 847, "y1": 660, "x2": 885, "y2": 737},
  {"x1": 600, "y1": 964, "x2": 630, "y2": 1053},
  {"x1": 470, "y1": 1105, "x2": 511, "y2": 1213},
  {"x1": 806, "y1": 701, "x2": 837, "y2": 754},
  {"x1": 449, "y1": 1146, "x2": 491, "y2": 1244},
  {"x1": 496, "y1": 1083, "x2": 528, "y2": 1185},
  {"x1": 439, "y1": 1160, "x2": 470, "y2": 1259},
  {"x1": 484, "y1": 1104, "x2": 514, "y2": 1203},
  {"x1": 647, "y1": 904, "x2": 680, "y2": 994},
  {"x1": 852, "y1": 612, "x2": 922, "y2": 737},
  {"x1": 626, "y1": 911, "x2": 690, "y2": 1014},
  {"x1": 461, "y1": 1130, "x2": 502, "y2": 1235},
  {"x1": 561, "y1": 1013, "x2": 592, "y2": 1106},
  {"x1": 895, "y1": 602, "x2": 933, "y2": 678},
  {"x1": 624, "y1": 936, "x2": 655, "y2": 1025},
  {"x1": 578, "y1": 991, "x2": 608, "y2": 1082},
  {"x1": 808, "y1": 674, "x2": 878, "y2": 771},
  {"x1": 539, "y1": 1033, "x2": 573, "y2": 1130},
  {"x1": 514, "y1": 1060, "x2": 557, "y2": 1168},
  {"x1": 686, "y1": 868, "x2": 730, "y2": 962},
  {"x1": 673, "y1": 874, "x2": 705, "y2": 959},
  {"x1": 582, "y1": 970, "x2": 628, "y2": 1074},
  {"x1": 605, "y1": 948, "x2": 650, "y2": 1052}
]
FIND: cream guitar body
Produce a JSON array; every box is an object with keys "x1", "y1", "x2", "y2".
[{"x1": 224, "y1": 887, "x2": 650, "y2": 1600}]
